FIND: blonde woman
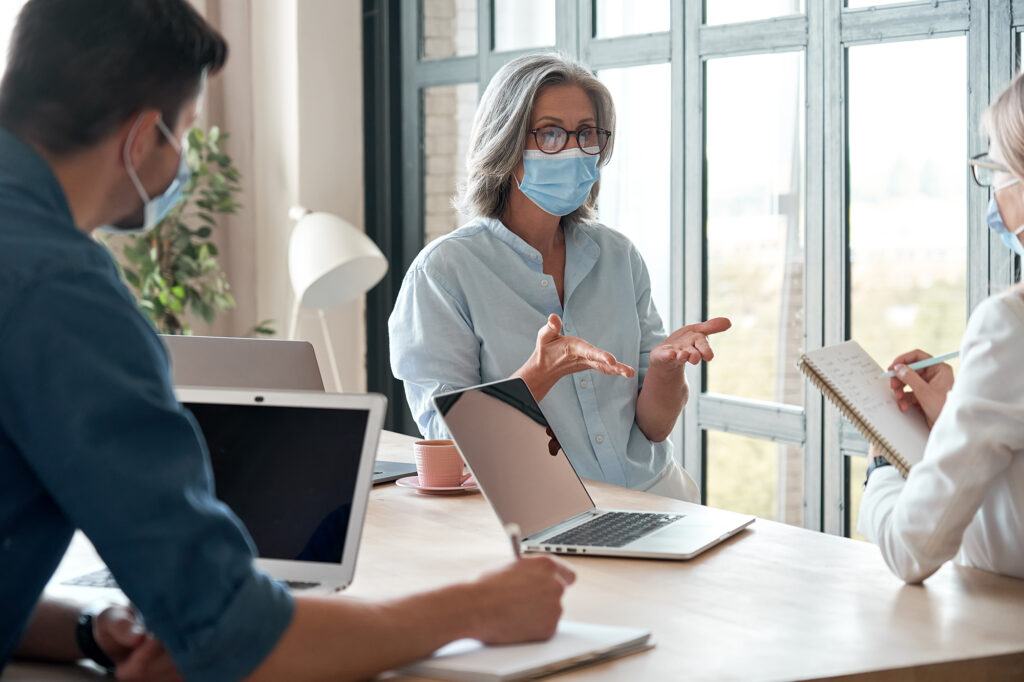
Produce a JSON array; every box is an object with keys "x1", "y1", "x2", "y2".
[
  {"x1": 858, "y1": 73, "x2": 1024, "y2": 582},
  {"x1": 390, "y1": 53, "x2": 730, "y2": 501}
]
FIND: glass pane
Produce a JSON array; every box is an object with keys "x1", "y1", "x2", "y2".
[
  {"x1": 706, "y1": 51, "x2": 806, "y2": 407},
  {"x1": 849, "y1": 38, "x2": 966, "y2": 385},
  {"x1": 494, "y1": 0, "x2": 555, "y2": 52},
  {"x1": 422, "y1": 0, "x2": 477, "y2": 60},
  {"x1": 847, "y1": 455, "x2": 869, "y2": 540},
  {"x1": 598, "y1": 63, "x2": 672, "y2": 326},
  {"x1": 706, "y1": 431, "x2": 799, "y2": 522},
  {"x1": 596, "y1": 0, "x2": 670, "y2": 37},
  {"x1": 0, "y1": 1, "x2": 26, "y2": 72},
  {"x1": 705, "y1": 0, "x2": 804, "y2": 25},
  {"x1": 423, "y1": 83, "x2": 478, "y2": 244}
]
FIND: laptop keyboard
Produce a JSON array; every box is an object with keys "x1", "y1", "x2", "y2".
[
  {"x1": 62, "y1": 568, "x2": 320, "y2": 591},
  {"x1": 62, "y1": 568, "x2": 118, "y2": 588},
  {"x1": 544, "y1": 511, "x2": 684, "y2": 548}
]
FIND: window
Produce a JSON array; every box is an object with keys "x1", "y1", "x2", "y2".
[
  {"x1": 0, "y1": 1, "x2": 26, "y2": 73},
  {"x1": 375, "y1": 0, "x2": 1020, "y2": 537}
]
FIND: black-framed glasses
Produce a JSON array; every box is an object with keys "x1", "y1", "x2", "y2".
[
  {"x1": 968, "y1": 152, "x2": 1012, "y2": 188},
  {"x1": 529, "y1": 125, "x2": 612, "y2": 155}
]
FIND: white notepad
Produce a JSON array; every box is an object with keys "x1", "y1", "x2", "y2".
[
  {"x1": 799, "y1": 340, "x2": 931, "y2": 477},
  {"x1": 398, "y1": 621, "x2": 653, "y2": 682}
]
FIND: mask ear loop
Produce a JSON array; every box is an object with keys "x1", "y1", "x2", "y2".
[
  {"x1": 123, "y1": 114, "x2": 152, "y2": 203},
  {"x1": 994, "y1": 177, "x2": 1024, "y2": 234}
]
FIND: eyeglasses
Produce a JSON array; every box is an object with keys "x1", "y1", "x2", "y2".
[
  {"x1": 968, "y1": 152, "x2": 1012, "y2": 187},
  {"x1": 529, "y1": 125, "x2": 612, "y2": 155}
]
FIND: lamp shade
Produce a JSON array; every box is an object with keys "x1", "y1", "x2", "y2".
[{"x1": 288, "y1": 209, "x2": 388, "y2": 310}]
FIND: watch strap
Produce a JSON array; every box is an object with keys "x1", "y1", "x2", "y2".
[
  {"x1": 76, "y1": 612, "x2": 116, "y2": 672},
  {"x1": 864, "y1": 455, "x2": 892, "y2": 488}
]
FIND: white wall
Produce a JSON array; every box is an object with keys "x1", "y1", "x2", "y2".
[{"x1": 203, "y1": 0, "x2": 368, "y2": 391}]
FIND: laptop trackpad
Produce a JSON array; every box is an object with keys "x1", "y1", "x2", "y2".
[{"x1": 630, "y1": 521, "x2": 739, "y2": 555}]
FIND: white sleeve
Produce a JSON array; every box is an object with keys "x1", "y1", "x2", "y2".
[{"x1": 857, "y1": 293, "x2": 1024, "y2": 583}]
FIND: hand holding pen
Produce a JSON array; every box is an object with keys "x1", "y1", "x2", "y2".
[{"x1": 884, "y1": 349, "x2": 956, "y2": 428}]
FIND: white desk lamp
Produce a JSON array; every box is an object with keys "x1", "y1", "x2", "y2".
[{"x1": 288, "y1": 206, "x2": 388, "y2": 391}]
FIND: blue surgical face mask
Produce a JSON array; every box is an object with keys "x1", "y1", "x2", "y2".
[
  {"x1": 516, "y1": 147, "x2": 601, "y2": 216},
  {"x1": 99, "y1": 114, "x2": 190, "y2": 235},
  {"x1": 985, "y1": 179, "x2": 1024, "y2": 257}
]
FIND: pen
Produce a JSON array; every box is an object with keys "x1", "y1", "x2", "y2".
[
  {"x1": 877, "y1": 351, "x2": 959, "y2": 379},
  {"x1": 504, "y1": 522, "x2": 522, "y2": 560}
]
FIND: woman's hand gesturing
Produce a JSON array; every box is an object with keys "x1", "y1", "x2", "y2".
[
  {"x1": 514, "y1": 314, "x2": 634, "y2": 402},
  {"x1": 650, "y1": 317, "x2": 732, "y2": 369}
]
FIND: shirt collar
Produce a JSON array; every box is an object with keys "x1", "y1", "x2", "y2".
[
  {"x1": 479, "y1": 215, "x2": 601, "y2": 305},
  {"x1": 0, "y1": 126, "x2": 76, "y2": 228},
  {"x1": 479, "y1": 216, "x2": 543, "y2": 262},
  {"x1": 479, "y1": 216, "x2": 599, "y2": 263}
]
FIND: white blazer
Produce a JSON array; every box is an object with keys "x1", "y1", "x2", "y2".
[{"x1": 858, "y1": 287, "x2": 1024, "y2": 582}]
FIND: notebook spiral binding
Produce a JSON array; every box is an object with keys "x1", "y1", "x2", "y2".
[{"x1": 798, "y1": 358, "x2": 911, "y2": 478}]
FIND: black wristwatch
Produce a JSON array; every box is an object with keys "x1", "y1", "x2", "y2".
[
  {"x1": 76, "y1": 611, "x2": 116, "y2": 673},
  {"x1": 863, "y1": 455, "x2": 892, "y2": 489}
]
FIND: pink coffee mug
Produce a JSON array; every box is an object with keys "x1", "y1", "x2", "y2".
[{"x1": 413, "y1": 440, "x2": 470, "y2": 488}]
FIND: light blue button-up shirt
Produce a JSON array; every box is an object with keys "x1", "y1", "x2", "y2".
[{"x1": 389, "y1": 216, "x2": 672, "y2": 489}]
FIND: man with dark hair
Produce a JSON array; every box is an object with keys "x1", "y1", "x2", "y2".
[{"x1": 0, "y1": 1, "x2": 574, "y2": 681}]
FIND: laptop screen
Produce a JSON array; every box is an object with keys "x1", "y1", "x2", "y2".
[
  {"x1": 434, "y1": 378, "x2": 595, "y2": 538},
  {"x1": 184, "y1": 402, "x2": 368, "y2": 564}
]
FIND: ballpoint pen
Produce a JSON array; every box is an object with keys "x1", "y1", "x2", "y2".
[
  {"x1": 877, "y1": 351, "x2": 959, "y2": 379},
  {"x1": 504, "y1": 522, "x2": 522, "y2": 559}
]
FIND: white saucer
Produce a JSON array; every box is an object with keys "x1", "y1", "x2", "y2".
[{"x1": 394, "y1": 475, "x2": 480, "y2": 495}]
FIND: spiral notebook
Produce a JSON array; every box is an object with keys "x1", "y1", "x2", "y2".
[{"x1": 798, "y1": 340, "x2": 931, "y2": 477}]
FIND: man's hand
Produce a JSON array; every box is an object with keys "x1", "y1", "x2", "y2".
[
  {"x1": 887, "y1": 349, "x2": 955, "y2": 428},
  {"x1": 93, "y1": 606, "x2": 181, "y2": 682},
  {"x1": 468, "y1": 556, "x2": 576, "y2": 644}
]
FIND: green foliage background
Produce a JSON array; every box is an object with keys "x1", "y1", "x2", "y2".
[{"x1": 103, "y1": 126, "x2": 272, "y2": 336}]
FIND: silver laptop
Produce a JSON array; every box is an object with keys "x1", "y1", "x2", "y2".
[
  {"x1": 60, "y1": 388, "x2": 386, "y2": 594},
  {"x1": 162, "y1": 335, "x2": 415, "y2": 484},
  {"x1": 162, "y1": 335, "x2": 326, "y2": 390},
  {"x1": 434, "y1": 378, "x2": 754, "y2": 560}
]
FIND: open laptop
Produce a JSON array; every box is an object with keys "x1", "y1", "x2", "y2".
[
  {"x1": 434, "y1": 377, "x2": 754, "y2": 560},
  {"x1": 59, "y1": 387, "x2": 386, "y2": 595},
  {"x1": 162, "y1": 335, "x2": 415, "y2": 484}
]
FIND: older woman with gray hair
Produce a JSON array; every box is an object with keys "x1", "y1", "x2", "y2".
[
  {"x1": 857, "y1": 71, "x2": 1024, "y2": 582},
  {"x1": 389, "y1": 53, "x2": 730, "y2": 501}
]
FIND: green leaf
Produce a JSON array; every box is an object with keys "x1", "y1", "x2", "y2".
[
  {"x1": 171, "y1": 285, "x2": 185, "y2": 299},
  {"x1": 123, "y1": 270, "x2": 142, "y2": 288},
  {"x1": 196, "y1": 227, "x2": 212, "y2": 239}
]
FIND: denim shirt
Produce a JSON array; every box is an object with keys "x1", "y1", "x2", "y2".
[
  {"x1": 0, "y1": 127, "x2": 293, "y2": 682},
  {"x1": 389, "y1": 216, "x2": 672, "y2": 489}
]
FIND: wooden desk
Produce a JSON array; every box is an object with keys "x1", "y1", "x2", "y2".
[{"x1": 8, "y1": 431, "x2": 1024, "y2": 681}]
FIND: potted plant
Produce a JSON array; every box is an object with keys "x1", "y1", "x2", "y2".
[{"x1": 101, "y1": 126, "x2": 273, "y2": 336}]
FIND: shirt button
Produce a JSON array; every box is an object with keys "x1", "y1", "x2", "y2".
[
  {"x1": 530, "y1": 253, "x2": 538, "y2": 260},
  {"x1": 540, "y1": 280, "x2": 548, "y2": 287},
  {"x1": 580, "y1": 380, "x2": 587, "y2": 388},
  {"x1": 595, "y1": 435, "x2": 604, "y2": 444}
]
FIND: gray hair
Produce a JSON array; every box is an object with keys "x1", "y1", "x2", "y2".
[{"x1": 454, "y1": 52, "x2": 616, "y2": 226}]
